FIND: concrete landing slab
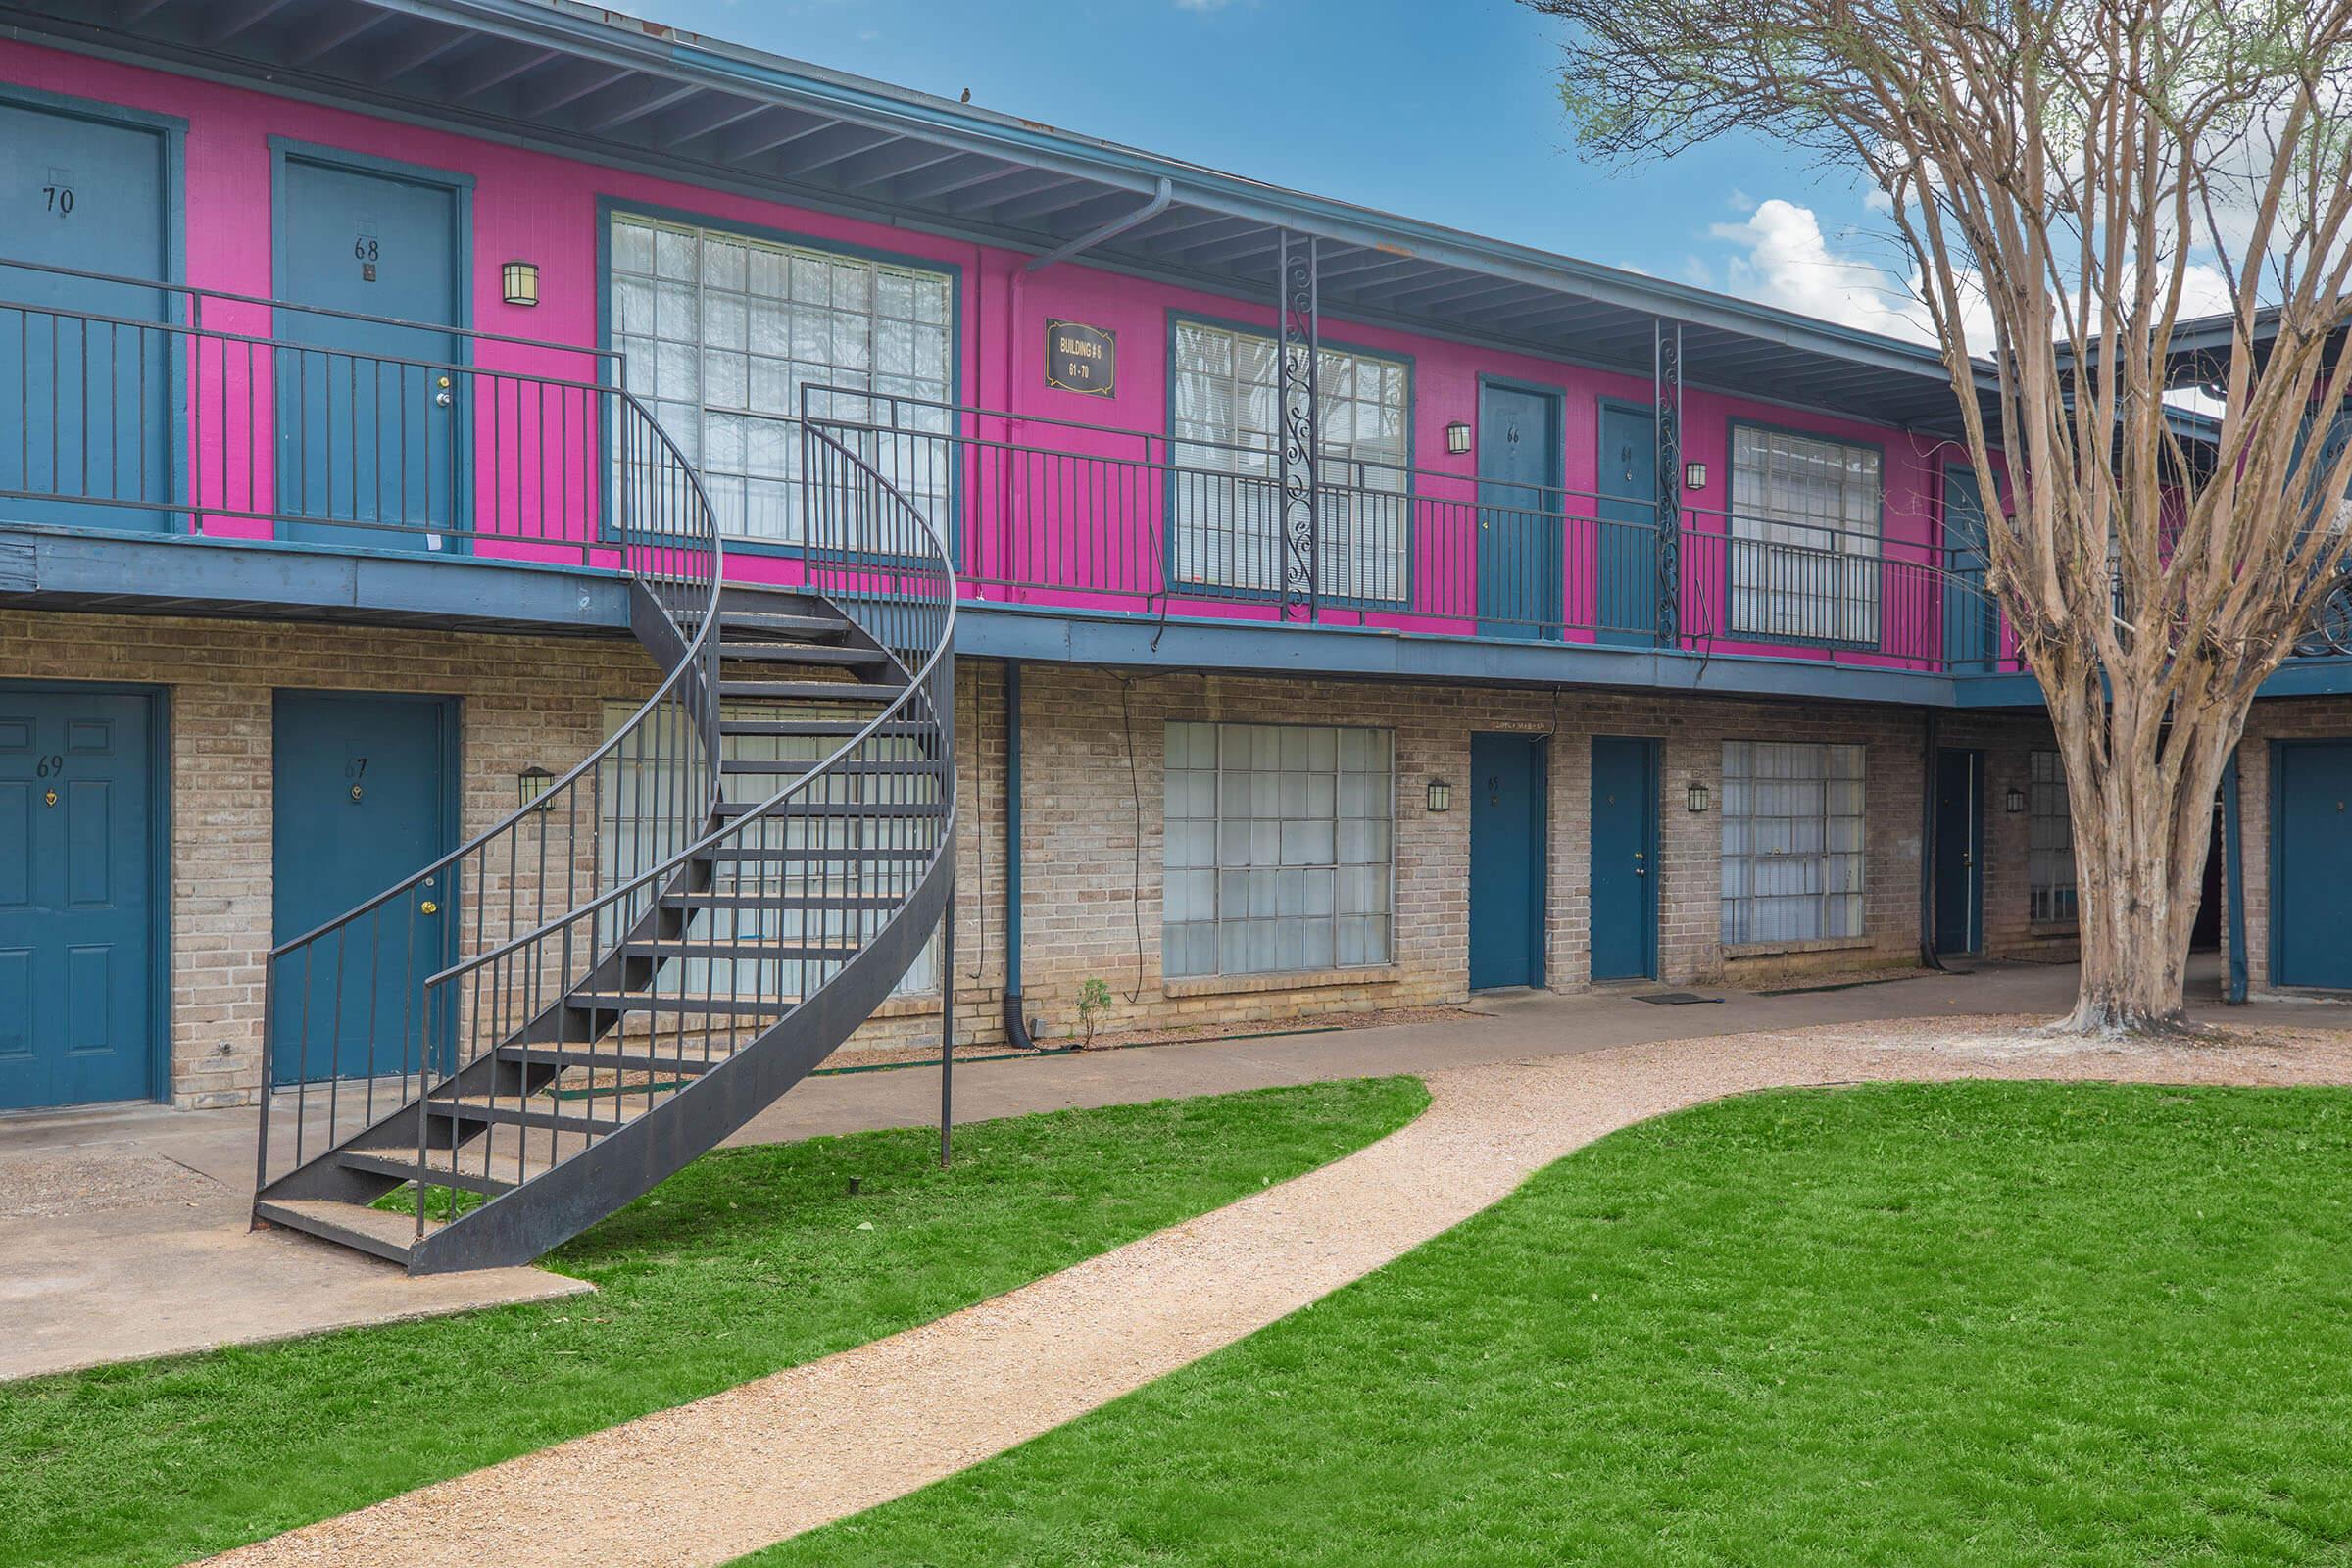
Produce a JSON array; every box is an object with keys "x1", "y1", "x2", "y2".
[{"x1": 0, "y1": 1120, "x2": 591, "y2": 1384}]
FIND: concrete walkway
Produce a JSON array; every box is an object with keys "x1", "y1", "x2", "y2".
[
  {"x1": 202, "y1": 1014, "x2": 2352, "y2": 1568},
  {"x1": 2, "y1": 957, "x2": 2338, "y2": 1381}
]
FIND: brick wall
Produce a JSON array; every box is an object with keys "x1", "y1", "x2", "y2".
[
  {"x1": 6, "y1": 608, "x2": 2088, "y2": 1102},
  {"x1": 1, "y1": 611, "x2": 657, "y2": 1107}
]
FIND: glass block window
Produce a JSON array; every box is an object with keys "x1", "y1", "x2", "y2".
[
  {"x1": 1168, "y1": 318, "x2": 1409, "y2": 602},
  {"x1": 608, "y1": 211, "x2": 954, "y2": 545},
  {"x1": 1729, "y1": 425, "x2": 1883, "y2": 644},
  {"x1": 1720, "y1": 741, "x2": 1867, "y2": 945},
  {"x1": 1163, "y1": 721, "x2": 1393, "y2": 978},
  {"x1": 599, "y1": 702, "x2": 938, "y2": 998},
  {"x1": 2028, "y1": 750, "x2": 2079, "y2": 923}
]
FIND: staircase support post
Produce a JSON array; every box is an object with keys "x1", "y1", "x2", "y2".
[{"x1": 939, "y1": 870, "x2": 956, "y2": 1168}]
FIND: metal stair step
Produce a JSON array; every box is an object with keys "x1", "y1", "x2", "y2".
[
  {"x1": 720, "y1": 758, "x2": 941, "y2": 777},
  {"x1": 717, "y1": 679, "x2": 906, "y2": 702},
  {"x1": 715, "y1": 586, "x2": 832, "y2": 618},
  {"x1": 620, "y1": 940, "x2": 862, "y2": 962},
  {"x1": 338, "y1": 1149, "x2": 517, "y2": 1197},
  {"x1": 426, "y1": 1096, "x2": 644, "y2": 1137},
  {"x1": 662, "y1": 892, "x2": 901, "y2": 912},
  {"x1": 717, "y1": 643, "x2": 889, "y2": 667},
  {"x1": 255, "y1": 1198, "x2": 432, "y2": 1265},
  {"x1": 498, "y1": 1044, "x2": 728, "y2": 1076},
  {"x1": 717, "y1": 612, "x2": 852, "y2": 641},
  {"x1": 711, "y1": 798, "x2": 944, "y2": 820},
  {"x1": 718, "y1": 719, "x2": 928, "y2": 738},
  {"x1": 699, "y1": 843, "x2": 934, "y2": 862},
  {"x1": 567, "y1": 993, "x2": 794, "y2": 1016}
]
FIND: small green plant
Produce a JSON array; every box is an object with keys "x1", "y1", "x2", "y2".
[{"x1": 1074, "y1": 977, "x2": 1114, "y2": 1049}]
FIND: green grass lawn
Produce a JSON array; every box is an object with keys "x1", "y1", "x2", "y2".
[
  {"x1": 751, "y1": 1080, "x2": 2352, "y2": 1568},
  {"x1": 0, "y1": 1077, "x2": 1425, "y2": 1568}
]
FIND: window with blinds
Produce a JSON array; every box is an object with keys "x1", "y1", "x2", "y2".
[
  {"x1": 1728, "y1": 425, "x2": 1883, "y2": 644},
  {"x1": 2028, "y1": 750, "x2": 2079, "y2": 923},
  {"x1": 1163, "y1": 721, "x2": 1394, "y2": 978},
  {"x1": 1720, "y1": 740, "x2": 1867, "y2": 946},
  {"x1": 1167, "y1": 318, "x2": 1410, "y2": 602},
  {"x1": 607, "y1": 211, "x2": 955, "y2": 546}
]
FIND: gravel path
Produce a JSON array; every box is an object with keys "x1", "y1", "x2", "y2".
[{"x1": 204, "y1": 1018, "x2": 2352, "y2": 1568}]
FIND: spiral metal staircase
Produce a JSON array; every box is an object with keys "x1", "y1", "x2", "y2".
[{"x1": 253, "y1": 396, "x2": 956, "y2": 1274}]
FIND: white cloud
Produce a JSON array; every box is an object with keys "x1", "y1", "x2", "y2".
[
  {"x1": 1863, "y1": 186, "x2": 1895, "y2": 215},
  {"x1": 1707, "y1": 198, "x2": 1959, "y2": 345}
]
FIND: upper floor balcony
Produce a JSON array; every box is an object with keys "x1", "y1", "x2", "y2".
[{"x1": 3, "y1": 262, "x2": 2343, "y2": 710}]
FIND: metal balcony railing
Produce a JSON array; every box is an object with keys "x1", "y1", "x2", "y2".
[{"x1": 798, "y1": 391, "x2": 2013, "y2": 673}]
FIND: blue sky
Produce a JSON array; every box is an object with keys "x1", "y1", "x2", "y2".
[{"x1": 636, "y1": 0, "x2": 1935, "y2": 341}]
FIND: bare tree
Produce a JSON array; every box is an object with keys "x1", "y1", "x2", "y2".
[{"x1": 1524, "y1": 0, "x2": 2352, "y2": 1030}]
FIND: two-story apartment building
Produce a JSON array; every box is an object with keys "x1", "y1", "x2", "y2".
[{"x1": 3, "y1": 0, "x2": 2345, "y2": 1267}]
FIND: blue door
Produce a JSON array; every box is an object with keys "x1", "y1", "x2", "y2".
[
  {"x1": 1942, "y1": 464, "x2": 1995, "y2": 670},
  {"x1": 0, "y1": 688, "x2": 156, "y2": 1109},
  {"x1": 1933, "y1": 748, "x2": 1983, "y2": 956},
  {"x1": 0, "y1": 98, "x2": 173, "y2": 532},
  {"x1": 273, "y1": 153, "x2": 465, "y2": 553},
  {"x1": 1468, "y1": 733, "x2": 1545, "y2": 989},
  {"x1": 1590, "y1": 735, "x2": 1658, "y2": 980},
  {"x1": 271, "y1": 692, "x2": 458, "y2": 1084},
  {"x1": 1596, "y1": 403, "x2": 1660, "y2": 645},
  {"x1": 2275, "y1": 741, "x2": 2352, "y2": 989},
  {"x1": 1476, "y1": 384, "x2": 1562, "y2": 639}
]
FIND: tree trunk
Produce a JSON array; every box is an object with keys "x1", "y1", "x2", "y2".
[{"x1": 2045, "y1": 680, "x2": 2246, "y2": 1036}]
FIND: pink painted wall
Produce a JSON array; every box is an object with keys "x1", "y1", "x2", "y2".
[{"x1": 0, "y1": 37, "x2": 1988, "y2": 669}]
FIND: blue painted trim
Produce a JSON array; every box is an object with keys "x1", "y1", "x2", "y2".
[
  {"x1": 1160, "y1": 308, "x2": 1417, "y2": 612},
  {"x1": 593, "y1": 196, "x2": 966, "y2": 563},
  {"x1": 2222, "y1": 746, "x2": 2247, "y2": 1004},
  {"x1": 1591, "y1": 733, "x2": 1661, "y2": 980},
  {"x1": 0, "y1": 520, "x2": 634, "y2": 630},
  {"x1": 1475, "y1": 374, "x2": 1567, "y2": 641},
  {"x1": 270, "y1": 687, "x2": 464, "y2": 1075},
  {"x1": 0, "y1": 81, "x2": 191, "y2": 537},
  {"x1": 0, "y1": 676, "x2": 173, "y2": 1104},
  {"x1": 267, "y1": 135, "x2": 479, "y2": 549},
  {"x1": 1723, "y1": 416, "x2": 1891, "y2": 653},
  {"x1": 1592, "y1": 394, "x2": 1665, "y2": 648}
]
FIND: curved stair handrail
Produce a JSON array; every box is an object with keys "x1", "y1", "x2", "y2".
[
  {"x1": 254, "y1": 388, "x2": 725, "y2": 1197},
  {"x1": 371, "y1": 416, "x2": 955, "y2": 1268}
]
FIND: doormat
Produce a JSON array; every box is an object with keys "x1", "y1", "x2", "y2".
[{"x1": 1631, "y1": 991, "x2": 1724, "y2": 1005}]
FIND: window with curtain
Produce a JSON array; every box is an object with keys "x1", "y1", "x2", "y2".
[
  {"x1": 607, "y1": 211, "x2": 955, "y2": 546},
  {"x1": 1167, "y1": 318, "x2": 1410, "y2": 602},
  {"x1": 1728, "y1": 425, "x2": 1884, "y2": 644},
  {"x1": 1163, "y1": 721, "x2": 1393, "y2": 979},
  {"x1": 1720, "y1": 740, "x2": 1866, "y2": 945},
  {"x1": 598, "y1": 702, "x2": 939, "y2": 1000},
  {"x1": 2028, "y1": 750, "x2": 2079, "y2": 923}
]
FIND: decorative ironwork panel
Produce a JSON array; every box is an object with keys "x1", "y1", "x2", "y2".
[
  {"x1": 1653, "y1": 318, "x2": 1684, "y2": 644},
  {"x1": 1277, "y1": 230, "x2": 1319, "y2": 620}
]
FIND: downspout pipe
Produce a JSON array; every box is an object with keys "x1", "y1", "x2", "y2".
[
  {"x1": 1001, "y1": 661, "x2": 1037, "y2": 1048},
  {"x1": 1023, "y1": 177, "x2": 1175, "y2": 272},
  {"x1": 2222, "y1": 746, "x2": 2249, "y2": 1004},
  {"x1": 1919, "y1": 707, "x2": 1950, "y2": 971}
]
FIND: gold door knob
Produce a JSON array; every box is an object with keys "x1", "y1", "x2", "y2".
[{"x1": 419, "y1": 901, "x2": 440, "y2": 915}]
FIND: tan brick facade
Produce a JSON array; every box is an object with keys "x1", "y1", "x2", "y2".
[
  {"x1": 1, "y1": 611, "x2": 657, "y2": 1107},
  {"x1": 4, "y1": 611, "x2": 2100, "y2": 1104}
]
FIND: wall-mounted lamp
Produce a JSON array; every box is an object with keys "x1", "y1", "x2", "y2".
[
  {"x1": 501, "y1": 261, "x2": 541, "y2": 308},
  {"x1": 2005, "y1": 785, "x2": 2028, "y2": 813},
  {"x1": 517, "y1": 764, "x2": 556, "y2": 808},
  {"x1": 1686, "y1": 779, "x2": 1711, "y2": 813},
  {"x1": 1684, "y1": 460, "x2": 1708, "y2": 491},
  {"x1": 1426, "y1": 778, "x2": 1453, "y2": 812},
  {"x1": 1445, "y1": 421, "x2": 1472, "y2": 457}
]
